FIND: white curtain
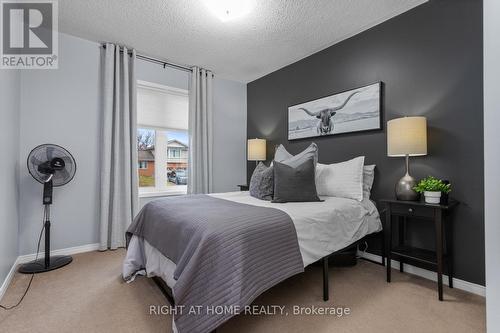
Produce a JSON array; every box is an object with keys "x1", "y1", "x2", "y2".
[
  {"x1": 188, "y1": 67, "x2": 214, "y2": 194},
  {"x1": 99, "y1": 43, "x2": 139, "y2": 250}
]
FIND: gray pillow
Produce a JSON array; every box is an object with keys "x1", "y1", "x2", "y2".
[
  {"x1": 249, "y1": 162, "x2": 274, "y2": 201},
  {"x1": 272, "y1": 157, "x2": 321, "y2": 203},
  {"x1": 363, "y1": 165, "x2": 376, "y2": 199},
  {"x1": 274, "y1": 143, "x2": 318, "y2": 168}
]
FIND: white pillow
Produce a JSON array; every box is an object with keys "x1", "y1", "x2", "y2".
[
  {"x1": 316, "y1": 156, "x2": 365, "y2": 201},
  {"x1": 363, "y1": 165, "x2": 376, "y2": 199}
]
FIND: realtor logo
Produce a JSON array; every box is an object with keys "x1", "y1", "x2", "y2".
[{"x1": 1, "y1": 0, "x2": 58, "y2": 69}]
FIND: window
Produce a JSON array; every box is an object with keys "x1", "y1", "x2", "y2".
[
  {"x1": 168, "y1": 148, "x2": 180, "y2": 158},
  {"x1": 137, "y1": 81, "x2": 189, "y2": 196}
]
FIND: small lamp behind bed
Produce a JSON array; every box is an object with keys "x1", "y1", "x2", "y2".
[{"x1": 247, "y1": 138, "x2": 267, "y2": 166}]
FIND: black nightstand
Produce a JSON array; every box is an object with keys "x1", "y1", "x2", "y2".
[
  {"x1": 381, "y1": 198, "x2": 459, "y2": 301},
  {"x1": 237, "y1": 184, "x2": 249, "y2": 191}
]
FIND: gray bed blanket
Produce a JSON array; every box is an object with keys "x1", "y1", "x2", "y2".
[{"x1": 126, "y1": 194, "x2": 304, "y2": 333}]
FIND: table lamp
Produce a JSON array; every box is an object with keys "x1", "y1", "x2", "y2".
[
  {"x1": 387, "y1": 116, "x2": 427, "y2": 201},
  {"x1": 247, "y1": 138, "x2": 266, "y2": 165}
]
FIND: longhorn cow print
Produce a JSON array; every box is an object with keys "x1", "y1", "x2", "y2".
[{"x1": 299, "y1": 91, "x2": 360, "y2": 135}]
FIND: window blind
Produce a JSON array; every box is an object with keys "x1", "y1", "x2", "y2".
[{"x1": 137, "y1": 84, "x2": 188, "y2": 130}]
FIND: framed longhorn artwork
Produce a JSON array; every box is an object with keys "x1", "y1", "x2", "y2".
[{"x1": 288, "y1": 82, "x2": 383, "y2": 140}]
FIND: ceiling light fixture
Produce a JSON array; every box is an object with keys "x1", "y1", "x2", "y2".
[{"x1": 204, "y1": 0, "x2": 254, "y2": 22}]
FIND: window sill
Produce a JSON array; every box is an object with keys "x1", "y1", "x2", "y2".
[{"x1": 139, "y1": 191, "x2": 187, "y2": 198}]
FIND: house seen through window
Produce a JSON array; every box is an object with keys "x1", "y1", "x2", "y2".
[{"x1": 137, "y1": 81, "x2": 189, "y2": 195}]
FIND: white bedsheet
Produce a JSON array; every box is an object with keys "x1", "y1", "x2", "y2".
[
  {"x1": 123, "y1": 191, "x2": 382, "y2": 286},
  {"x1": 210, "y1": 192, "x2": 382, "y2": 266}
]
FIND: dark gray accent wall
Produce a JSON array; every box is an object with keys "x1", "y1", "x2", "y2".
[{"x1": 247, "y1": 0, "x2": 484, "y2": 285}]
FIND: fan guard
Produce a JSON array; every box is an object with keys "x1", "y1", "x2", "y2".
[{"x1": 27, "y1": 144, "x2": 76, "y2": 186}]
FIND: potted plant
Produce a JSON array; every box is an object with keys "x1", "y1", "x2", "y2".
[{"x1": 413, "y1": 176, "x2": 451, "y2": 204}]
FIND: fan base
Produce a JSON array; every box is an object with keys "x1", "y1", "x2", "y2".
[{"x1": 18, "y1": 255, "x2": 73, "y2": 274}]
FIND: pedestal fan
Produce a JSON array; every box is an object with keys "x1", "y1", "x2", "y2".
[{"x1": 19, "y1": 144, "x2": 77, "y2": 274}]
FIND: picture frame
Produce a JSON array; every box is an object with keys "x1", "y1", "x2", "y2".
[{"x1": 288, "y1": 82, "x2": 383, "y2": 140}]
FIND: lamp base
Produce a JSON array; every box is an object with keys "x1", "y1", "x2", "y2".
[{"x1": 395, "y1": 173, "x2": 419, "y2": 201}]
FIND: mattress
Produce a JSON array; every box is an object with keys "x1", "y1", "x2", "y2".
[{"x1": 123, "y1": 191, "x2": 382, "y2": 288}]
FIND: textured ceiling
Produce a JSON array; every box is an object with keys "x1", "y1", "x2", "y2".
[{"x1": 59, "y1": 0, "x2": 427, "y2": 83}]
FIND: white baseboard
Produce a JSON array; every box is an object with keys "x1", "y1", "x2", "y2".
[
  {"x1": 0, "y1": 257, "x2": 21, "y2": 302},
  {"x1": 0, "y1": 243, "x2": 100, "y2": 302},
  {"x1": 17, "y1": 243, "x2": 100, "y2": 264},
  {"x1": 359, "y1": 251, "x2": 486, "y2": 297}
]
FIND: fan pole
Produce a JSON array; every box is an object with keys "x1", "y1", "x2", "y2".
[
  {"x1": 44, "y1": 204, "x2": 51, "y2": 268},
  {"x1": 18, "y1": 185, "x2": 73, "y2": 274}
]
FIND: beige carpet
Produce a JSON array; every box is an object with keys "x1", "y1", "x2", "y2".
[{"x1": 0, "y1": 250, "x2": 485, "y2": 333}]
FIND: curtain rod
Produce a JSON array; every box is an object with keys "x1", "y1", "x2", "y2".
[{"x1": 101, "y1": 43, "x2": 192, "y2": 73}]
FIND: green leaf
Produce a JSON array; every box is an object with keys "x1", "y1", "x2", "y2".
[{"x1": 414, "y1": 176, "x2": 451, "y2": 194}]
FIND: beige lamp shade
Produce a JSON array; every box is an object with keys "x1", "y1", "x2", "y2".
[
  {"x1": 247, "y1": 138, "x2": 266, "y2": 161},
  {"x1": 387, "y1": 117, "x2": 427, "y2": 157}
]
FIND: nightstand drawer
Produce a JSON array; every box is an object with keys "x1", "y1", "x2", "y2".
[{"x1": 391, "y1": 204, "x2": 434, "y2": 219}]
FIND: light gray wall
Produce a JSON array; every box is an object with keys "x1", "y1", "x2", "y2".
[
  {"x1": 19, "y1": 32, "x2": 247, "y2": 254},
  {"x1": 484, "y1": 0, "x2": 500, "y2": 330},
  {"x1": 136, "y1": 60, "x2": 189, "y2": 90},
  {"x1": 212, "y1": 78, "x2": 247, "y2": 192},
  {"x1": 0, "y1": 70, "x2": 21, "y2": 285},
  {"x1": 19, "y1": 33, "x2": 101, "y2": 255}
]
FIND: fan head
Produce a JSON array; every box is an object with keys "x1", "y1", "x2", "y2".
[{"x1": 27, "y1": 144, "x2": 77, "y2": 187}]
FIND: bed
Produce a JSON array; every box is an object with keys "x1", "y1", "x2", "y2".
[{"x1": 123, "y1": 191, "x2": 382, "y2": 333}]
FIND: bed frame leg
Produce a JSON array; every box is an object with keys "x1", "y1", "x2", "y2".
[
  {"x1": 323, "y1": 256, "x2": 329, "y2": 301},
  {"x1": 381, "y1": 230, "x2": 386, "y2": 266}
]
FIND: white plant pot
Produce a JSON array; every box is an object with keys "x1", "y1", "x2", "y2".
[{"x1": 424, "y1": 191, "x2": 441, "y2": 204}]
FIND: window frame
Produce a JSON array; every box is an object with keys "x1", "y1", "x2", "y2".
[{"x1": 137, "y1": 80, "x2": 189, "y2": 198}]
